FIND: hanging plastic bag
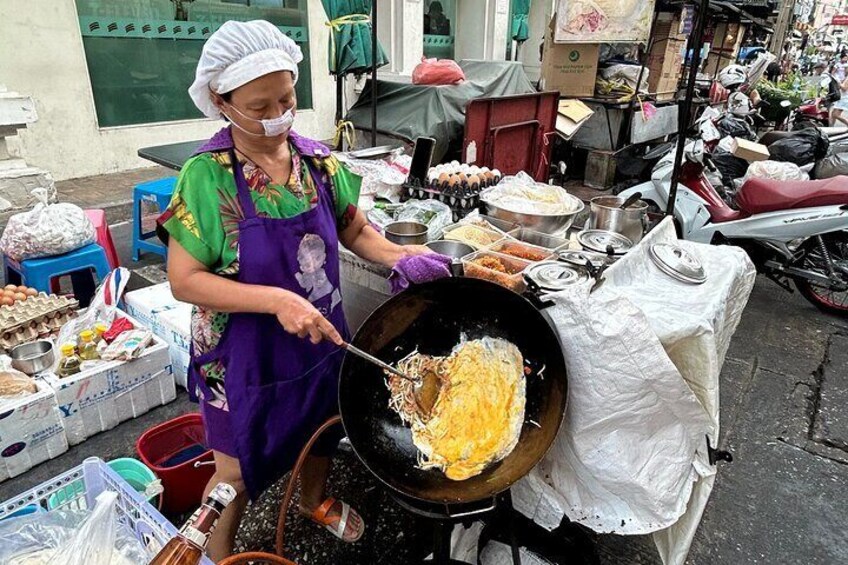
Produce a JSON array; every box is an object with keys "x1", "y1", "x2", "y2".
[
  {"x1": 0, "y1": 188, "x2": 95, "y2": 261},
  {"x1": 412, "y1": 58, "x2": 466, "y2": 85}
]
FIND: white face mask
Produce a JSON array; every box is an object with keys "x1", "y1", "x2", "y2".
[{"x1": 223, "y1": 102, "x2": 295, "y2": 137}]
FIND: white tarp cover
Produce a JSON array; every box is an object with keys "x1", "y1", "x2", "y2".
[{"x1": 511, "y1": 217, "x2": 756, "y2": 565}]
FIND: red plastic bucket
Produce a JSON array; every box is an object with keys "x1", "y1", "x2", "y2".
[{"x1": 136, "y1": 412, "x2": 215, "y2": 514}]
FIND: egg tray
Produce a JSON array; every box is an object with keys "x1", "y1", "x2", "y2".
[
  {"x1": 0, "y1": 294, "x2": 80, "y2": 353},
  {"x1": 402, "y1": 180, "x2": 480, "y2": 221}
]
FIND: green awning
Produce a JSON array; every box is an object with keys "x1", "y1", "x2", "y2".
[
  {"x1": 321, "y1": 0, "x2": 389, "y2": 76},
  {"x1": 511, "y1": 0, "x2": 531, "y2": 42}
]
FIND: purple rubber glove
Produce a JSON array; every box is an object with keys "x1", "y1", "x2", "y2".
[{"x1": 388, "y1": 253, "x2": 453, "y2": 294}]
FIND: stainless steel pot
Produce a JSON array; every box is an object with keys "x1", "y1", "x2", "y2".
[{"x1": 587, "y1": 196, "x2": 648, "y2": 243}]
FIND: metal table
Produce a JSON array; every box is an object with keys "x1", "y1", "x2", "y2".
[{"x1": 138, "y1": 140, "x2": 204, "y2": 171}]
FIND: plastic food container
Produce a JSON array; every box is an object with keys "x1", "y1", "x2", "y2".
[
  {"x1": 488, "y1": 240, "x2": 555, "y2": 262},
  {"x1": 508, "y1": 227, "x2": 570, "y2": 251},
  {"x1": 462, "y1": 251, "x2": 531, "y2": 292},
  {"x1": 443, "y1": 223, "x2": 506, "y2": 249}
]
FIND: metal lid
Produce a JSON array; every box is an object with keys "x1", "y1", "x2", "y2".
[
  {"x1": 557, "y1": 249, "x2": 609, "y2": 268},
  {"x1": 525, "y1": 261, "x2": 591, "y2": 291},
  {"x1": 649, "y1": 243, "x2": 707, "y2": 284},
  {"x1": 577, "y1": 230, "x2": 633, "y2": 255}
]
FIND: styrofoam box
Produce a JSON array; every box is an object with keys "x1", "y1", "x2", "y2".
[
  {"x1": 124, "y1": 283, "x2": 192, "y2": 388},
  {"x1": 44, "y1": 315, "x2": 177, "y2": 446},
  {"x1": 0, "y1": 380, "x2": 69, "y2": 482}
]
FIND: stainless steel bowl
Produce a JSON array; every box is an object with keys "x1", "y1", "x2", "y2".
[
  {"x1": 425, "y1": 240, "x2": 475, "y2": 260},
  {"x1": 10, "y1": 340, "x2": 55, "y2": 375},
  {"x1": 482, "y1": 197, "x2": 585, "y2": 234},
  {"x1": 385, "y1": 221, "x2": 429, "y2": 245}
]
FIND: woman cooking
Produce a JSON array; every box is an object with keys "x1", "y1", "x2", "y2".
[{"x1": 159, "y1": 20, "x2": 432, "y2": 560}]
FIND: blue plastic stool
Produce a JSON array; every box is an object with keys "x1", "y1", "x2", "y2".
[
  {"x1": 4, "y1": 243, "x2": 111, "y2": 307},
  {"x1": 132, "y1": 177, "x2": 176, "y2": 261}
]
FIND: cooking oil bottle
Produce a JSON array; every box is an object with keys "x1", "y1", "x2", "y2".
[
  {"x1": 57, "y1": 343, "x2": 82, "y2": 377},
  {"x1": 79, "y1": 330, "x2": 100, "y2": 361}
]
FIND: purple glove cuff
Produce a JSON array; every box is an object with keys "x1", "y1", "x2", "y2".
[{"x1": 388, "y1": 253, "x2": 453, "y2": 294}]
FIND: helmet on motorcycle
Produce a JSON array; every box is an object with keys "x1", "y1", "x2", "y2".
[
  {"x1": 719, "y1": 64, "x2": 747, "y2": 88},
  {"x1": 727, "y1": 91, "x2": 755, "y2": 117}
]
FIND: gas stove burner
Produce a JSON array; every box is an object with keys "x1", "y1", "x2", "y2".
[
  {"x1": 577, "y1": 229, "x2": 633, "y2": 255},
  {"x1": 649, "y1": 243, "x2": 707, "y2": 284}
]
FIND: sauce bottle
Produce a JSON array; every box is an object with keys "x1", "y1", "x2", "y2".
[{"x1": 149, "y1": 483, "x2": 237, "y2": 565}]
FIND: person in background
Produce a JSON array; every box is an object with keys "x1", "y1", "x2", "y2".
[
  {"x1": 424, "y1": 1, "x2": 450, "y2": 36},
  {"x1": 161, "y1": 20, "x2": 433, "y2": 560},
  {"x1": 834, "y1": 53, "x2": 848, "y2": 83},
  {"x1": 765, "y1": 60, "x2": 782, "y2": 82}
]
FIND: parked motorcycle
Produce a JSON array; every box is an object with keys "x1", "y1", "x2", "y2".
[
  {"x1": 619, "y1": 141, "x2": 848, "y2": 315},
  {"x1": 789, "y1": 98, "x2": 831, "y2": 130}
]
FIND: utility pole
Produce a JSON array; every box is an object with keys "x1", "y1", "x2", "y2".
[{"x1": 770, "y1": 0, "x2": 797, "y2": 53}]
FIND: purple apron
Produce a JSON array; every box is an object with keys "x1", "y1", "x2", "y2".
[{"x1": 188, "y1": 128, "x2": 349, "y2": 498}]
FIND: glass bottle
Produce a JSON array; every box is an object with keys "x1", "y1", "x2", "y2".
[
  {"x1": 78, "y1": 330, "x2": 99, "y2": 360},
  {"x1": 149, "y1": 483, "x2": 237, "y2": 565},
  {"x1": 57, "y1": 343, "x2": 82, "y2": 377}
]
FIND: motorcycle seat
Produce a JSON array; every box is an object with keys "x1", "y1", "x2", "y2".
[
  {"x1": 758, "y1": 130, "x2": 795, "y2": 146},
  {"x1": 735, "y1": 175, "x2": 848, "y2": 215}
]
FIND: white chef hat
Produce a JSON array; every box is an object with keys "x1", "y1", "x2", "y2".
[{"x1": 189, "y1": 20, "x2": 304, "y2": 119}]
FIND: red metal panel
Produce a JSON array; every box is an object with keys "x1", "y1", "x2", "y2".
[{"x1": 462, "y1": 92, "x2": 559, "y2": 181}]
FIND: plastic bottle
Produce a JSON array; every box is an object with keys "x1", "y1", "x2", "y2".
[
  {"x1": 79, "y1": 330, "x2": 99, "y2": 360},
  {"x1": 94, "y1": 323, "x2": 108, "y2": 344},
  {"x1": 149, "y1": 483, "x2": 237, "y2": 565},
  {"x1": 57, "y1": 343, "x2": 82, "y2": 377}
]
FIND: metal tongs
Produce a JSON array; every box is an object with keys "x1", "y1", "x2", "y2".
[{"x1": 342, "y1": 342, "x2": 420, "y2": 384}]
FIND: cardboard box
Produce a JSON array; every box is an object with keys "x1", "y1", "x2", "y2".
[
  {"x1": 648, "y1": 38, "x2": 685, "y2": 100},
  {"x1": 540, "y1": 18, "x2": 599, "y2": 98},
  {"x1": 731, "y1": 138, "x2": 770, "y2": 162},
  {"x1": 653, "y1": 11, "x2": 687, "y2": 41},
  {"x1": 124, "y1": 283, "x2": 192, "y2": 388},
  {"x1": 44, "y1": 315, "x2": 176, "y2": 445},
  {"x1": 556, "y1": 99, "x2": 594, "y2": 139},
  {"x1": 0, "y1": 381, "x2": 68, "y2": 482}
]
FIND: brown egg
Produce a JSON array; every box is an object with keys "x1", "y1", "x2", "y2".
[
  {"x1": 4, "y1": 284, "x2": 16, "y2": 291},
  {"x1": 1, "y1": 296, "x2": 13, "y2": 306},
  {"x1": 24, "y1": 288, "x2": 37, "y2": 297},
  {"x1": 468, "y1": 174, "x2": 481, "y2": 189},
  {"x1": 14, "y1": 293, "x2": 26, "y2": 302},
  {"x1": 438, "y1": 172, "x2": 450, "y2": 187},
  {"x1": 447, "y1": 174, "x2": 461, "y2": 187},
  {"x1": 16, "y1": 286, "x2": 27, "y2": 294},
  {"x1": 2, "y1": 289, "x2": 13, "y2": 297}
]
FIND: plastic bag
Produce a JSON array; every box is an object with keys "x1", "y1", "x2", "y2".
[
  {"x1": 412, "y1": 58, "x2": 466, "y2": 85},
  {"x1": 712, "y1": 150, "x2": 750, "y2": 184},
  {"x1": 55, "y1": 268, "x2": 130, "y2": 354},
  {"x1": 481, "y1": 172, "x2": 581, "y2": 215},
  {"x1": 813, "y1": 151, "x2": 848, "y2": 179},
  {"x1": 396, "y1": 199, "x2": 453, "y2": 240},
  {"x1": 768, "y1": 128, "x2": 830, "y2": 166},
  {"x1": 599, "y1": 64, "x2": 649, "y2": 93},
  {"x1": 0, "y1": 188, "x2": 95, "y2": 262},
  {"x1": 715, "y1": 115, "x2": 756, "y2": 141},
  {"x1": 743, "y1": 160, "x2": 809, "y2": 183},
  {"x1": 0, "y1": 491, "x2": 150, "y2": 565}
]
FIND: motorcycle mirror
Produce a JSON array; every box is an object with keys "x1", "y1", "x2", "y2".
[{"x1": 780, "y1": 100, "x2": 792, "y2": 108}]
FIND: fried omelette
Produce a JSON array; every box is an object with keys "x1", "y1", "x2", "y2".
[{"x1": 387, "y1": 337, "x2": 526, "y2": 481}]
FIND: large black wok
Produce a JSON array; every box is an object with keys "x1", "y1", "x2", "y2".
[{"x1": 338, "y1": 277, "x2": 568, "y2": 504}]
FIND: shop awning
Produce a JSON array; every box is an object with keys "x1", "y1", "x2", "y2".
[
  {"x1": 321, "y1": 0, "x2": 389, "y2": 76},
  {"x1": 709, "y1": 1, "x2": 774, "y2": 33},
  {"x1": 511, "y1": 0, "x2": 532, "y2": 42}
]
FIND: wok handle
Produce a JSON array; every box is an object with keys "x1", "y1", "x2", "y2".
[{"x1": 446, "y1": 500, "x2": 497, "y2": 518}]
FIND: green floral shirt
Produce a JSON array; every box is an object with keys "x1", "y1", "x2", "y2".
[{"x1": 160, "y1": 142, "x2": 360, "y2": 396}]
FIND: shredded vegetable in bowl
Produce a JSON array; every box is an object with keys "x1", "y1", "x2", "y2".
[{"x1": 481, "y1": 172, "x2": 581, "y2": 216}]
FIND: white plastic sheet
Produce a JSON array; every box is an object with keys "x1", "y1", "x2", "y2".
[{"x1": 512, "y1": 217, "x2": 756, "y2": 565}]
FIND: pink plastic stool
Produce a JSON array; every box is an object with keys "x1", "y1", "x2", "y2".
[
  {"x1": 49, "y1": 210, "x2": 119, "y2": 295},
  {"x1": 85, "y1": 209, "x2": 120, "y2": 270}
]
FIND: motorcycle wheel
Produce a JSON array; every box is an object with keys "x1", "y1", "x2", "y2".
[{"x1": 795, "y1": 233, "x2": 848, "y2": 315}]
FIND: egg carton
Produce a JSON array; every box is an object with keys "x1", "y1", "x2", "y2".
[
  {"x1": 402, "y1": 179, "x2": 480, "y2": 222},
  {"x1": 0, "y1": 294, "x2": 80, "y2": 352}
]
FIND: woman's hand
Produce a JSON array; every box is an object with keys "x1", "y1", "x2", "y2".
[
  {"x1": 273, "y1": 289, "x2": 343, "y2": 346},
  {"x1": 400, "y1": 245, "x2": 432, "y2": 259}
]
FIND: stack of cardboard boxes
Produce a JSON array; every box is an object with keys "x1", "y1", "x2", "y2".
[
  {"x1": 647, "y1": 11, "x2": 688, "y2": 101},
  {"x1": 539, "y1": 19, "x2": 600, "y2": 98}
]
